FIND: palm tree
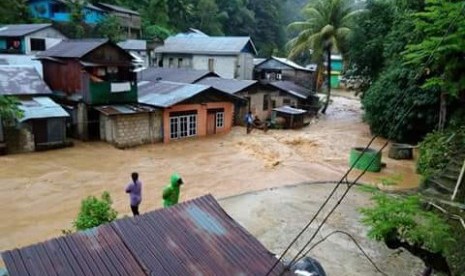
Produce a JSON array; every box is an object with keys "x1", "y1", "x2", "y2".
[{"x1": 287, "y1": 0, "x2": 364, "y2": 114}]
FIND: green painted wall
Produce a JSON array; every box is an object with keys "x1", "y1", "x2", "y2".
[{"x1": 88, "y1": 82, "x2": 137, "y2": 105}]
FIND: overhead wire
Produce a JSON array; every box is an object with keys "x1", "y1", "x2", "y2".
[{"x1": 266, "y1": 3, "x2": 465, "y2": 275}]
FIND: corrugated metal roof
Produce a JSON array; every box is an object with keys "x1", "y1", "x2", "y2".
[
  {"x1": 94, "y1": 104, "x2": 158, "y2": 116},
  {"x1": 97, "y1": 2, "x2": 140, "y2": 15},
  {"x1": 2, "y1": 195, "x2": 288, "y2": 276},
  {"x1": 269, "y1": 81, "x2": 312, "y2": 99},
  {"x1": 0, "y1": 24, "x2": 51, "y2": 37},
  {"x1": 271, "y1": 57, "x2": 313, "y2": 72},
  {"x1": 138, "y1": 81, "x2": 210, "y2": 107},
  {"x1": 0, "y1": 66, "x2": 51, "y2": 95},
  {"x1": 19, "y1": 97, "x2": 70, "y2": 122},
  {"x1": 36, "y1": 39, "x2": 108, "y2": 58},
  {"x1": 0, "y1": 54, "x2": 43, "y2": 76},
  {"x1": 118, "y1": 39, "x2": 147, "y2": 51},
  {"x1": 196, "y1": 77, "x2": 257, "y2": 94},
  {"x1": 155, "y1": 36, "x2": 258, "y2": 55},
  {"x1": 254, "y1": 58, "x2": 266, "y2": 65},
  {"x1": 273, "y1": 105, "x2": 308, "y2": 115},
  {"x1": 138, "y1": 67, "x2": 218, "y2": 84}
]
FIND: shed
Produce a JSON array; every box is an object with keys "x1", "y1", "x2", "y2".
[
  {"x1": 272, "y1": 105, "x2": 309, "y2": 129},
  {"x1": 2, "y1": 194, "x2": 288, "y2": 276}
]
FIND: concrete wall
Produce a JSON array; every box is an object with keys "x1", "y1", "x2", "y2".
[
  {"x1": 192, "y1": 55, "x2": 237, "y2": 78},
  {"x1": 4, "y1": 124, "x2": 35, "y2": 153},
  {"x1": 162, "y1": 102, "x2": 234, "y2": 143},
  {"x1": 100, "y1": 111, "x2": 163, "y2": 148},
  {"x1": 237, "y1": 53, "x2": 254, "y2": 80}
]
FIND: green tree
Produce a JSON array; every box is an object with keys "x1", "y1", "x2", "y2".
[
  {"x1": 361, "y1": 192, "x2": 454, "y2": 275},
  {"x1": 0, "y1": 0, "x2": 31, "y2": 24},
  {"x1": 217, "y1": 0, "x2": 255, "y2": 36},
  {"x1": 0, "y1": 96, "x2": 23, "y2": 121},
  {"x1": 191, "y1": 0, "x2": 225, "y2": 35},
  {"x1": 95, "y1": 15, "x2": 121, "y2": 42},
  {"x1": 287, "y1": 0, "x2": 364, "y2": 113},
  {"x1": 74, "y1": 191, "x2": 118, "y2": 231},
  {"x1": 64, "y1": 0, "x2": 86, "y2": 38}
]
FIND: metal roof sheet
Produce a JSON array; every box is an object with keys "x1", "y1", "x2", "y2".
[
  {"x1": 0, "y1": 24, "x2": 51, "y2": 37},
  {"x1": 271, "y1": 57, "x2": 313, "y2": 72},
  {"x1": 196, "y1": 77, "x2": 257, "y2": 94},
  {"x1": 94, "y1": 104, "x2": 158, "y2": 116},
  {"x1": 2, "y1": 195, "x2": 288, "y2": 276},
  {"x1": 155, "y1": 36, "x2": 258, "y2": 55},
  {"x1": 269, "y1": 81, "x2": 313, "y2": 99},
  {"x1": 0, "y1": 66, "x2": 51, "y2": 95},
  {"x1": 0, "y1": 54, "x2": 44, "y2": 76},
  {"x1": 18, "y1": 97, "x2": 70, "y2": 122},
  {"x1": 97, "y1": 2, "x2": 140, "y2": 15},
  {"x1": 118, "y1": 39, "x2": 147, "y2": 51},
  {"x1": 137, "y1": 81, "x2": 211, "y2": 107},
  {"x1": 273, "y1": 105, "x2": 308, "y2": 115},
  {"x1": 36, "y1": 39, "x2": 108, "y2": 58},
  {"x1": 138, "y1": 67, "x2": 218, "y2": 84}
]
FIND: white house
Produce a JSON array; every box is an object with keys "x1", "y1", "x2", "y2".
[
  {"x1": 154, "y1": 35, "x2": 257, "y2": 80},
  {"x1": 118, "y1": 39, "x2": 149, "y2": 68},
  {"x1": 0, "y1": 24, "x2": 66, "y2": 55}
]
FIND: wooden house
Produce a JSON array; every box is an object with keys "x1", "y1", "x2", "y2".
[
  {"x1": 154, "y1": 35, "x2": 257, "y2": 80},
  {"x1": 96, "y1": 3, "x2": 142, "y2": 39},
  {"x1": 254, "y1": 56, "x2": 316, "y2": 90},
  {"x1": 36, "y1": 39, "x2": 152, "y2": 144},
  {"x1": 0, "y1": 66, "x2": 69, "y2": 153},
  {"x1": 28, "y1": 0, "x2": 105, "y2": 24},
  {"x1": 0, "y1": 24, "x2": 66, "y2": 55},
  {"x1": 138, "y1": 81, "x2": 243, "y2": 143},
  {"x1": 271, "y1": 106, "x2": 309, "y2": 129}
]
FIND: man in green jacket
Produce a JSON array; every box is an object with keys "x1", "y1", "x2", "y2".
[{"x1": 162, "y1": 173, "x2": 184, "y2": 207}]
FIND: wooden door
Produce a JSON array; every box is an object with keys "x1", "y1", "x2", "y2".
[
  {"x1": 207, "y1": 112, "x2": 216, "y2": 135},
  {"x1": 33, "y1": 120, "x2": 48, "y2": 146}
]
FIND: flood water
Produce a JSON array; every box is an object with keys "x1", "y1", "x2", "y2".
[{"x1": 0, "y1": 94, "x2": 420, "y2": 252}]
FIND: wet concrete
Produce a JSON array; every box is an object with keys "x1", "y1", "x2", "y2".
[
  {"x1": 220, "y1": 183, "x2": 425, "y2": 276},
  {"x1": 0, "y1": 94, "x2": 420, "y2": 253}
]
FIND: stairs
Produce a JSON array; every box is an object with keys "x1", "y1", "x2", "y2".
[{"x1": 422, "y1": 152, "x2": 465, "y2": 202}]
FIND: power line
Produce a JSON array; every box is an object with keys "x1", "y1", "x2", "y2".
[{"x1": 304, "y1": 230, "x2": 388, "y2": 276}]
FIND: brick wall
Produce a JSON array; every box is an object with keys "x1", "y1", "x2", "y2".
[
  {"x1": 100, "y1": 111, "x2": 163, "y2": 148},
  {"x1": 4, "y1": 124, "x2": 35, "y2": 153}
]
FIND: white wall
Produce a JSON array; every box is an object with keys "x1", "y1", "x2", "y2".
[
  {"x1": 192, "y1": 55, "x2": 237, "y2": 79},
  {"x1": 238, "y1": 53, "x2": 254, "y2": 80},
  {"x1": 25, "y1": 27, "x2": 67, "y2": 55}
]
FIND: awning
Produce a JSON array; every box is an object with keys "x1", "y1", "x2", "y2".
[
  {"x1": 273, "y1": 105, "x2": 307, "y2": 115},
  {"x1": 18, "y1": 97, "x2": 70, "y2": 122}
]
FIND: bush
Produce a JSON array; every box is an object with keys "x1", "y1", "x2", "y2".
[
  {"x1": 74, "y1": 191, "x2": 118, "y2": 231},
  {"x1": 417, "y1": 126, "x2": 465, "y2": 178}
]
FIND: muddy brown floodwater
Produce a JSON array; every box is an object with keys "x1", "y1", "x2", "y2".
[{"x1": 0, "y1": 93, "x2": 420, "y2": 254}]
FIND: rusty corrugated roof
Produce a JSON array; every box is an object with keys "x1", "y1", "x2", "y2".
[{"x1": 2, "y1": 195, "x2": 289, "y2": 276}]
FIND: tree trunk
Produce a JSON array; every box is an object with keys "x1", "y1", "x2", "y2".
[
  {"x1": 321, "y1": 49, "x2": 331, "y2": 114},
  {"x1": 438, "y1": 92, "x2": 447, "y2": 131}
]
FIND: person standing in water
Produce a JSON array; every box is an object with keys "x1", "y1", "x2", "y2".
[
  {"x1": 162, "y1": 173, "x2": 184, "y2": 207},
  {"x1": 125, "y1": 172, "x2": 142, "y2": 216}
]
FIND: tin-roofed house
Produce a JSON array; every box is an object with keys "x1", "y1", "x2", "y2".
[
  {"x1": 138, "y1": 81, "x2": 243, "y2": 143},
  {"x1": 138, "y1": 67, "x2": 219, "y2": 84},
  {"x1": 254, "y1": 56, "x2": 316, "y2": 90},
  {"x1": 2, "y1": 194, "x2": 290, "y2": 276},
  {"x1": 0, "y1": 66, "x2": 69, "y2": 153},
  {"x1": 36, "y1": 39, "x2": 160, "y2": 148},
  {"x1": 118, "y1": 39, "x2": 149, "y2": 68},
  {"x1": 28, "y1": 0, "x2": 105, "y2": 24},
  {"x1": 154, "y1": 35, "x2": 257, "y2": 80},
  {"x1": 96, "y1": 2, "x2": 142, "y2": 39},
  {"x1": 0, "y1": 23, "x2": 66, "y2": 55}
]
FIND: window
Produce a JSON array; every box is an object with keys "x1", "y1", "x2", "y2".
[
  {"x1": 216, "y1": 112, "x2": 224, "y2": 128},
  {"x1": 283, "y1": 98, "x2": 291, "y2": 105},
  {"x1": 170, "y1": 114, "x2": 197, "y2": 139},
  {"x1": 169, "y1": 58, "x2": 174, "y2": 68},
  {"x1": 208, "y1": 58, "x2": 214, "y2": 72},
  {"x1": 30, "y1": 38, "x2": 46, "y2": 51},
  {"x1": 178, "y1": 58, "x2": 183, "y2": 68},
  {"x1": 272, "y1": 100, "x2": 276, "y2": 108},
  {"x1": 263, "y1": 94, "x2": 269, "y2": 111}
]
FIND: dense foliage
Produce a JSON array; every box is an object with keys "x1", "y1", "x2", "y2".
[
  {"x1": 360, "y1": 192, "x2": 455, "y2": 274},
  {"x1": 0, "y1": 96, "x2": 23, "y2": 121},
  {"x1": 74, "y1": 191, "x2": 118, "y2": 231}
]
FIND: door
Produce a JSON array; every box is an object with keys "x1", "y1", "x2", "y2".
[
  {"x1": 33, "y1": 120, "x2": 48, "y2": 146},
  {"x1": 207, "y1": 111, "x2": 216, "y2": 135}
]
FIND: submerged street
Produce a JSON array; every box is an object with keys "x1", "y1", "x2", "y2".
[{"x1": 0, "y1": 94, "x2": 420, "y2": 253}]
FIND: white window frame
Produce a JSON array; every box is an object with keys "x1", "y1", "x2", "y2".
[
  {"x1": 216, "y1": 112, "x2": 224, "y2": 128},
  {"x1": 170, "y1": 114, "x2": 197, "y2": 140}
]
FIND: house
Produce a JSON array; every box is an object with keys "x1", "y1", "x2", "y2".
[
  {"x1": 28, "y1": 0, "x2": 105, "y2": 24},
  {"x1": 0, "y1": 66, "x2": 69, "y2": 153},
  {"x1": 195, "y1": 77, "x2": 257, "y2": 125},
  {"x1": 254, "y1": 56, "x2": 316, "y2": 90},
  {"x1": 154, "y1": 35, "x2": 257, "y2": 80},
  {"x1": 118, "y1": 39, "x2": 149, "y2": 68},
  {"x1": 2, "y1": 195, "x2": 288, "y2": 276},
  {"x1": 138, "y1": 81, "x2": 243, "y2": 143},
  {"x1": 329, "y1": 54, "x2": 343, "y2": 88},
  {"x1": 272, "y1": 105, "x2": 309, "y2": 129},
  {"x1": 138, "y1": 67, "x2": 219, "y2": 84},
  {"x1": 96, "y1": 2, "x2": 141, "y2": 39},
  {"x1": 0, "y1": 24, "x2": 66, "y2": 55},
  {"x1": 36, "y1": 39, "x2": 150, "y2": 144}
]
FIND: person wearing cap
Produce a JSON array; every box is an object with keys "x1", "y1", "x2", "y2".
[{"x1": 162, "y1": 173, "x2": 184, "y2": 207}]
